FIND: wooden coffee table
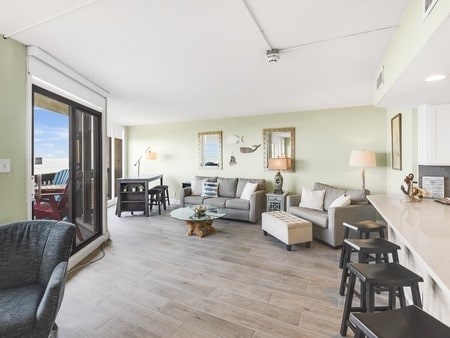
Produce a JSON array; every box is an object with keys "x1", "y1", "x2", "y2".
[{"x1": 170, "y1": 206, "x2": 226, "y2": 238}]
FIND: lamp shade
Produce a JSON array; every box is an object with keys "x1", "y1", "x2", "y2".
[
  {"x1": 268, "y1": 157, "x2": 289, "y2": 170},
  {"x1": 349, "y1": 150, "x2": 376, "y2": 168},
  {"x1": 145, "y1": 151, "x2": 157, "y2": 160}
]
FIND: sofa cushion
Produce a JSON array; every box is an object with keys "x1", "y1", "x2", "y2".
[
  {"x1": 314, "y1": 182, "x2": 346, "y2": 211},
  {"x1": 299, "y1": 187, "x2": 325, "y2": 211},
  {"x1": 240, "y1": 182, "x2": 258, "y2": 200},
  {"x1": 191, "y1": 178, "x2": 207, "y2": 195},
  {"x1": 206, "y1": 197, "x2": 230, "y2": 208},
  {"x1": 236, "y1": 178, "x2": 266, "y2": 197},
  {"x1": 218, "y1": 177, "x2": 238, "y2": 198},
  {"x1": 185, "y1": 195, "x2": 210, "y2": 205},
  {"x1": 329, "y1": 194, "x2": 351, "y2": 208},
  {"x1": 346, "y1": 188, "x2": 368, "y2": 205},
  {"x1": 201, "y1": 182, "x2": 219, "y2": 197},
  {"x1": 225, "y1": 198, "x2": 250, "y2": 210},
  {"x1": 289, "y1": 206, "x2": 329, "y2": 229}
]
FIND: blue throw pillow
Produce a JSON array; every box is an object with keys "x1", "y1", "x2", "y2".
[{"x1": 201, "y1": 182, "x2": 219, "y2": 197}]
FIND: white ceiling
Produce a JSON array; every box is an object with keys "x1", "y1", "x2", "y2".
[{"x1": 0, "y1": 0, "x2": 410, "y2": 125}]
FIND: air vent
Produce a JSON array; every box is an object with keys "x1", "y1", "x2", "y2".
[
  {"x1": 424, "y1": 0, "x2": 438, "y2": 20},
  {"x1": 376, "y1": 67, "x2": 384, "y2": 90}
]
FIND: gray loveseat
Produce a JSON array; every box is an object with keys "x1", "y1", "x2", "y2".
[
  {"x1": 180, "y1": 176, "x2": 266, "y2": 223},
  {"x1": 287, "y1": 182, "x2": 376, "y2": 248}
]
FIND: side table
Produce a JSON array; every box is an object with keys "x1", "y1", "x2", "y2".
[{"x1": 266, "y1": 192, "x2": 288, "y2": 211}]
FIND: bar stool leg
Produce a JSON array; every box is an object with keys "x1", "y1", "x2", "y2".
[
  {"x1": 339, "y1": 247, "x2": 352, "y2": 296},
  {"x1": 339, "y1": 227, "x2": 350, "y2": 268},
  {"x1": 340, "y1": 272, "x2": 356, "y2": 336},
  {"x1": 411, "y1": 282, "x2": 422, "y2": 308}
]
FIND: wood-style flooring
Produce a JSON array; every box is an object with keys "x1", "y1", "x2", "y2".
[{"x1": 56, "y1": 206, "x2": 346, "y2": 337}]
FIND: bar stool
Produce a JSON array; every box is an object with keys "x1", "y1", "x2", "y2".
[
  {"x1": 339, "y1": 237, "x2": 401, "y2": 296},
  {"x1": 153, "y1": 184, "x2": 170, "y2": 207},
  {"x1": 350, "y1": 305, "x2": 450, "y2": 338},
  {"x1": 149, "y1": 187, "x2": 165, "y2": 214},
  {"x1": 340, "y1": 262, "x2": 423, "y2": 336},
  {"x1": 339, "y1": 220, "x2": 385, "y2": 269}
]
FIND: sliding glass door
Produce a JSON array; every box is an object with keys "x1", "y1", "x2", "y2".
[{"x1": 32, "y1": 86, "x2": 102, "y2": 251}]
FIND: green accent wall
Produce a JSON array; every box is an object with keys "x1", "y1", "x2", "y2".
[
  {"x1": 128, "y1": 105, "x2": 387, "y2": 200},
  {"x1": 0, "y1": 38, "x2": 27, "y2": 223}
]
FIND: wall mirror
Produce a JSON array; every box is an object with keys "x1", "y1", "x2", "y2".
[
  {"x1": 263, "y1": 127, "x2": 295, "y2": 172},
  {"x1": 198, "y1": 131, "x2": 223, "y2": 169}
]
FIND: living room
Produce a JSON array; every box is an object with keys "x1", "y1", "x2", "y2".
[{"x1": 1, "y1": 1, "x2": 450, "y2": 337}]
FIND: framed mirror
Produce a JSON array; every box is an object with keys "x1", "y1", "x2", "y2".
[
  {"x1": 198, "y1": 131, "x2": 223, "y2": 169},
  {"x1": 263, "y1": 127, "x2": 295, "y2": 172}
]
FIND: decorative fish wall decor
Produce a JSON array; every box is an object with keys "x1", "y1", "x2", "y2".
[{"x1": 240, "y1": 144, "x2": 261, "y2": 153}]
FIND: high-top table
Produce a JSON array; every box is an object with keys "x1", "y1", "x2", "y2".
[
  {"x1": 115, "y1": 175, "x2": 163, "y2": 217},
  {"x1": 367, "y1": 194, "x2": 450, "y2": 326}
]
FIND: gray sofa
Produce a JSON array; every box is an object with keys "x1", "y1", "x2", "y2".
[
  {"x1": 287, "y1": 182, "x2": 376, "y2": 248},
  {"x1": 180, "y1": 176, "x2": 266, "y2": 223}
]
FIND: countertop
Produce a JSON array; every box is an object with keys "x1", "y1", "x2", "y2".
[{"x1": 367, "y1": 194, "x2": 450, "y2": 295}]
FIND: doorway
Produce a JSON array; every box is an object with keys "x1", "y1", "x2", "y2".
[{"x1": 32, "y1": 86, "x2": 102, "y2": 251}]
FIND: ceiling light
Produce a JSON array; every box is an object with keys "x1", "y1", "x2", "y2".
[
  {"x1": 266, "y1": 49, "x2": 280, "y2": 63},
  {"x1": 424, "y1": 74, "x2": 447, "y2": 82}
]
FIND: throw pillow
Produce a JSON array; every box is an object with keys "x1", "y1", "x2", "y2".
[
  {"x1": 201, "y1": 182, "x2": 219, "y2": 197},
  {"x1": 240, "y1": 182, "x2": 258, "y2": 200},
  {"x1": 299, "y1": 187, "x2": 325, "y2": 211},
  {"x1": 191, "y1": 178, "x2": 207, "y2": 195},
  {"x1": 328, "y1": 194, "x2": 351, "y2": 208}
]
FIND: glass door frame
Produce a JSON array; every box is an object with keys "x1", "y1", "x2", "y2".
[{"x1": 32, "y1": 85, "x2": 103, "y2": 253}]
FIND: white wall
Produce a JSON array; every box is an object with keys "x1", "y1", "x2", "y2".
[{"x1": 128, "y1": 105, "x2": 388, "y2": 202}]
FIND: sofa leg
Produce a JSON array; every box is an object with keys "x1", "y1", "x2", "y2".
[
  {"x1": 263, "y1": 230, "x2": 268, "y2": 236},
  {"x1": 305, "y1": 242, "x2": 311, "y2": 248},
  {"x1": 286, "y1": 244, "x2": 292, "y2": 251}
]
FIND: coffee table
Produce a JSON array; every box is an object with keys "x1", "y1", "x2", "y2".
[{"x1": 170, "y1": 206, "x2": 226, "y2": 238}]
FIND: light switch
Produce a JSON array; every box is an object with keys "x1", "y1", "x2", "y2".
[{"x1": 0, "y1": 159, "x2": 11, "y2": 173}]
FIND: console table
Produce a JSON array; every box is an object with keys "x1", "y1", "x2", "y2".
[{"x1": 115, "y1": 175, "x2": 163, "y2": 217}]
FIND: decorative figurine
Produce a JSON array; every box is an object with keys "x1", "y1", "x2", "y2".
[{"x1": 401, "y1": 173, "x2": 426, "y2": 202}]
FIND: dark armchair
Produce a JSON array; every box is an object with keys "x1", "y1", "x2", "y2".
[{"x1": 0, "y1": 220, "x2": 75, "y2": 337}]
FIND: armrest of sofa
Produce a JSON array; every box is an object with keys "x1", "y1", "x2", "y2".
[
  {"x1": 286, "y1": 194, "x2": 301, "y2": 210},
  {"x1": 179, "y1": 187, "x2": 192, "y2": 207},
  {"x1": 248, "y1": 190, "x2": 266, "y2": 223},
  {"x1": 327, "y1": 204, "x2": 377, "y2": 247}
]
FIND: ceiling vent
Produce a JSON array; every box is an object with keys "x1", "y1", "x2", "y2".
[
  {"x1": 424, "y1": 0, "x2": 438, "y2": 20},
  {"x1": 376, "y1": 67, "x2": 384, "y2": 90}
]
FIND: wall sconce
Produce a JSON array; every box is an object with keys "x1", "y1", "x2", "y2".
[
  {"x1": 134, "y1": 146, "x2": 157, "y2": 177},
  {"x1": 268, "y1": 157, "x2": 289, "y2": 194},
  {"x1": 349, "y1": 150, "x2": 376, "y2": 190}
]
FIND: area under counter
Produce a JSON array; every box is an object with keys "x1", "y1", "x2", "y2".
[{"x1": 368, "y1": 194, "x2": 450, "y2": 325}]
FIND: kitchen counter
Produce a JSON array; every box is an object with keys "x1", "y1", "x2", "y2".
[{"x1": 368, "y1": 194, "x2": 450, "y2": 325}]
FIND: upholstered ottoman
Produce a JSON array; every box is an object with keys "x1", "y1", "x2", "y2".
[{"x1": 262, "y1": 211, "x2": 312, "y2": 251}]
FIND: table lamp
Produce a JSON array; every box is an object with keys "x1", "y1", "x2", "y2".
[
  {"x1": 349, "y1": 150, "x2": 376, "y2": 190},
  {"x1": 268, "y1": 157, "x2": 289, "y2": 194}
]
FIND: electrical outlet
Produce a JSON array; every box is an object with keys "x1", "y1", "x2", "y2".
[{"x1": 0, "y1": 159, "x2": 11, "y2": 173}]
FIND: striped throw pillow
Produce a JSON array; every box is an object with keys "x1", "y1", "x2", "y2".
[{"x1": 201, "y1": 182, "x2": 219, "y2": 197}]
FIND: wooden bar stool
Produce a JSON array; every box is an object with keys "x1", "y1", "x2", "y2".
[
  {"x1": 340, "y1": 262, "x2": 423, "y2": 336},
  {"x1": 339, "y1": 237, "x2": 401, "y2": 296},
  {"x1": 339, "y1": 220, "x2": 385, "y2": 269},
  {"x1": 153, "y1": 184, "x2": 170, "y2": 207},
  {"x1": 350, "y1": 305, "x2": 450, "y2": 338},
  {"x1": 149, "y1": 187, "x2": 165, "y2": 214}
]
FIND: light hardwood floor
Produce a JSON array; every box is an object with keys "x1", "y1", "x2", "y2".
[{"x1": 56, "y1": 206, "x2": 346, "y2": 337}]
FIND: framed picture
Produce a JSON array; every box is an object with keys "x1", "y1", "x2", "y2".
[{"x1": 391, "y1": 113, "x2": 402, "y2": 170}]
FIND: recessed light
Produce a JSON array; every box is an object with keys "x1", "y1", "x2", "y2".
[{"x1": 424, "y1": 74, "x2": 447, "y2": 82}]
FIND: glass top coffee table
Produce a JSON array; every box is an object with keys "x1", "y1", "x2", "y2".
[{"x1": 170, "y1": 205, "x2": 226, "y2": 238}]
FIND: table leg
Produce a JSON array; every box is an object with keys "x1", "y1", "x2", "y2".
[{"x1": 186, "y1": 220, "x2": 215, "y2": 238}]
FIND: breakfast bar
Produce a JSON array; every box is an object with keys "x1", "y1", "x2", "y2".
[{"x1": 368, "y1": 194, "x2": 450, "y2": 326}]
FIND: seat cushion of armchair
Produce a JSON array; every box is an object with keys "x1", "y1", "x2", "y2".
[
  {"x1": 288, "y1": 206, "x2": 329, "y2": 228},
  {"x1": 0, "y1": 284, "x2": 45, "y2": 336}
]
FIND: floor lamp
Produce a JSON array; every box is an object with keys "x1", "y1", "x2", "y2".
[
  {"x1": 134, "y1": 146, "x2": 157, "y2": 177},
  {"x1": 349, "y1": 150, "x2": 376, "y2": 190}
]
